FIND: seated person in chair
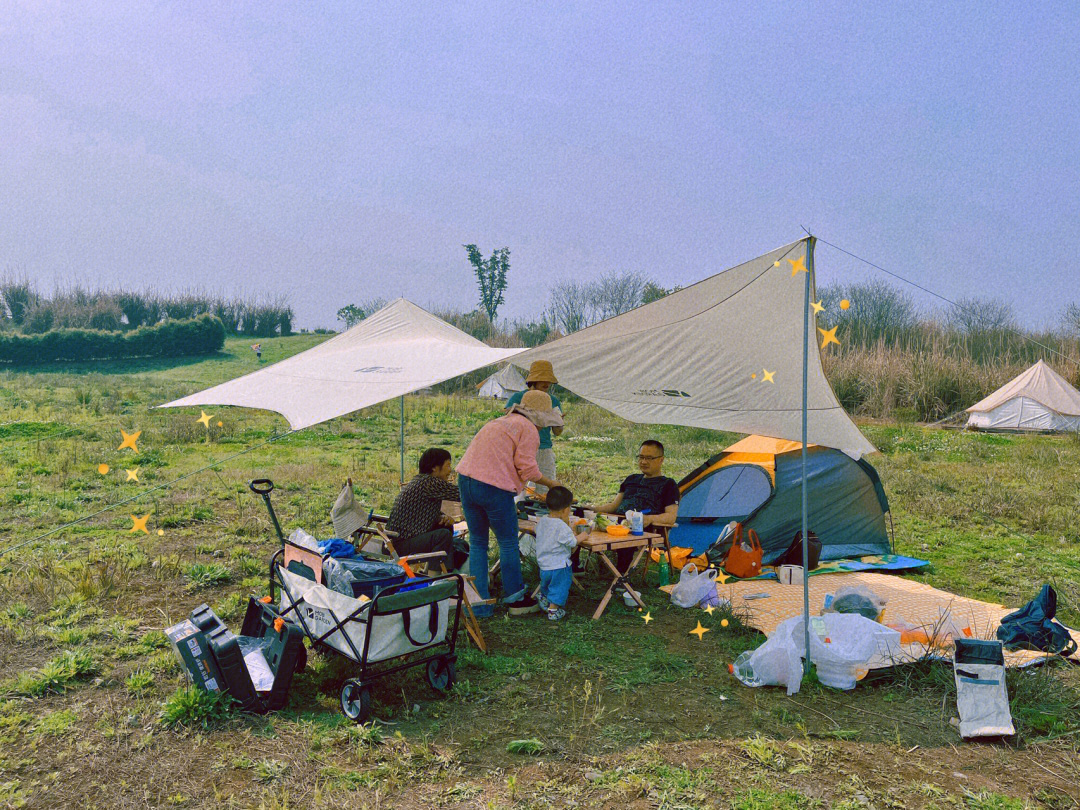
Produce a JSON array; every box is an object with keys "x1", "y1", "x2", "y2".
[
  {"x1": 589, "y1": 440, "x2": 680, "y2": 601},
  {"x1": 386, "y1": 448, "x2": 468, "y2": 570}
]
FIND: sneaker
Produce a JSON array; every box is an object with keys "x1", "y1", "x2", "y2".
[
  {"x1": 620, "y1": 588, "x2": 638, "y2": 608},
  {"x1": 547, "y1": 607, "x2": 567, "y2": 621},
  {"x1": 536, "y1": 594, "x2": 550, "y2": 612},
  {"x1": 507, "y1": 595, "x2": 540, "y2": 616}
]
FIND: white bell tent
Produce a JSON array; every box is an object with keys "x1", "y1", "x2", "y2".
[
  {"x1": 966, "y1": 360, "x2": 1080, "y2": 432},
  {"x1": 477, "y1": 365, "x2": 527, "y2": 400}
]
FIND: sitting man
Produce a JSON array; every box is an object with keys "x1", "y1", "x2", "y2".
[
  {"x1": 590, "y1": 439, "x2": 680, "y2": 604},
  {"x1": 386, "y1": 448, "x2": 469, "y2": 570}
]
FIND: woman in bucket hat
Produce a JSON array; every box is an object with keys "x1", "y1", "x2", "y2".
[
  {"x1": 457, "y1": 389, "x2": 563, "y2": 617},
  {"x1": 504, "y1": 360, "x2": 563, "y2": 495}
]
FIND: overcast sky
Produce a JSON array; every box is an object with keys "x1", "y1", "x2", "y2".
[{"x1": 2, "y1": 2, "x2": 1077, "y2": 330}]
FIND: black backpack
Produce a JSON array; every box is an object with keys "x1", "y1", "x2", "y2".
[
  {"x1": 774, "y1": 530, "x2": 821, "y2": 571},
  {"x1": 996, "y1": 585, "x2": 1078, "y2": 657}
]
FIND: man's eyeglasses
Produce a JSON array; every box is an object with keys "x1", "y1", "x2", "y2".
[{"x1": 636, "y1": 454, "x2": 663, "y2": 461}]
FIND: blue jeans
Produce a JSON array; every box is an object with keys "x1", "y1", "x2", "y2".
[
  {"x1": 459, "y1": 475, "x2": 525, "y2": 616},
  {"x1": 539, "y1": 565, "x2": 573, "y2": 608}
]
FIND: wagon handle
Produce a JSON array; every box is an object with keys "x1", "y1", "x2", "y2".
[{"x1": 249, "y1": 479, "x2": 285, "y2": 543}]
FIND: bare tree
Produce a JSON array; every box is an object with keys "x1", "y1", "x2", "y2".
[
  {"x1": 546, "y1": 281, "x2": 593, "y2": 334},
  {"x1": 591, "y1": 272, "x2": 647, "y2": 320},
  {"x1": 947, "y1": 296, "x2": 1016, "y2": 334},
  {"x1": 1061, "y1": 302, "x2": 1080, "y2": 338}
]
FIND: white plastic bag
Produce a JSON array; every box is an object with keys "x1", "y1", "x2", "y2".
[
  {"x1": 670, "y1": 563, "x2": 719, "y2": 608},
  {"x1": 288, "y1": 528, "x2": 322, "y2": 554},
  {"x1": 732, "y1": 613, "x2": 900, "y2": 695},
  {"x1": 807, "y1": 614, "x2": 900, "y2": 689},
  {"x1": 732, "y1": 616, "x2": 805, "y2": 695}
]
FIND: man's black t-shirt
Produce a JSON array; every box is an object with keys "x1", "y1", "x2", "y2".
[{"x1": 617, "y1": 474, "x2": 680, "y2": 516}]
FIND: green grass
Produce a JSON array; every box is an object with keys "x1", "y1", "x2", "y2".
[{"x1": 0, "y1": 334, "x2": 1077, "y2": 808}]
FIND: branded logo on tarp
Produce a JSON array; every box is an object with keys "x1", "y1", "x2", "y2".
[
  {"x1": 633, "y1": 389, "x2": 692, "y2": 398},
  {"x1": 354, "y1": 366, "x2": 403, "y2": 374}
]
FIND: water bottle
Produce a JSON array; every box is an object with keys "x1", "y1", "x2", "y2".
[
  {"x1": 658, "y1": 554, "x2": 670, "y2": 586},
  {"x1": 628, "y1": 510, "x2": 644, "y2": 536}
]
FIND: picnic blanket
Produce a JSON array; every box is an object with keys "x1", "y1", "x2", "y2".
[
  {"x1": 746, "y1": 554, "x2": 929, "y2": 581},
  {"x1": 718, "y1": 572, "x2": 1080, "y2": 669}
]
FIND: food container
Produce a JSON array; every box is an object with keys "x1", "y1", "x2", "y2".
[{"x1": 778, "y1": 565, "x2": 804, "y2": 585}]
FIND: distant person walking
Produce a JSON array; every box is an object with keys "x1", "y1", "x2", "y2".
[
  {"x1": 252, "y1": 343, "x2": 262, "y2": 361},
  {"x1": 504, "y1": 360, "x2": 563, "y2": 495}
]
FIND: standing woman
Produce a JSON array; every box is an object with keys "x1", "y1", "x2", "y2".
[
  {"x1": 457, "y1": 390, "x2": 563, "y2": 617},
  {"x1": 504, "y1": 360, "x2": 563, "y2": 494}
]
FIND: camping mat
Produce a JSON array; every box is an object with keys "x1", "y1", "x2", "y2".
[
  {"x1": 694, "y1": 572, "x2": 1078, "y2": 668},
  {"x1": 745, "y1": 554, "x2": 930, "y2": 581}
]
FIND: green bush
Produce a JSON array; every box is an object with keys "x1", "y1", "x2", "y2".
[
  {"x1": 0, "y1": 314, "x2": 225, "y2": 366},
  {"x1": 9, "y1": 649, "x2": 99, "y2": 697},
  {"x1": 160, "y1": 685, "x2": 235, "y2": 729}
]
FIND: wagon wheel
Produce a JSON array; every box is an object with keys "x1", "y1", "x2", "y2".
[
  {"x1": 340, "y1": 680, "x2": 372, "y2": 723},
  {"x1": 294, "y1": 643, "x2": 308, "y2": 674},
  {"x1": 426, "y1": 657, "x2": 456, "y2": 692}
]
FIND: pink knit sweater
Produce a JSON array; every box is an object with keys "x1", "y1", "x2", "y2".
[{"x1": 456, "y1": 413, "x2": 542, "y2": 493}]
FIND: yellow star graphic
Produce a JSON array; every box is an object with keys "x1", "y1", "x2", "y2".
[
  {"x1": 703, "y1": 605, "x2": 716, "y2": 615},
  {"x1": 810, "y1": 300, "x2": 824, "y2": 315},
  {"x1": 129, "y1": 514, "x2": 150, "y2": 534},
  {"x1": 118, "y1": 429, "x2": 141, "y2": 453},
  {"x1": 761, "y1": 368, "x2": 775, "y2": 384},
  {"x1": 819, "y1": 325, "x2": 840, "y2": 349},
  {"x1": 125, "y1": 468, "x2": 140, "y2": 482},
  {"x1": 196, "y1": 411, "x2": 213, "y2": 428},
  {"x1": 714, "y1": 569, "x2": 731, "y2": 585},
  {"x1": 788, "y1": 256, "x2": 808, "y2": 276},
  {"x1": 642, "y1": 611, "x2": 653, "y2": 625},
  {"x1": 689, "y1": 621, "x2": 710, "y2": 640}
]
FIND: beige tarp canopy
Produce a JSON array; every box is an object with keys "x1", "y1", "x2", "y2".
[
  {"x1": 966, "y1": 360, "x2": 1080, "y2": 432},
  {"x1": 160, "y1": 298, "x2": 523, "y2": 430},
  {"x1": 160, "y1": 238, "x2": 876, "y2": 458},
  {"x1": 515, "y1": 239, "x2": 876, "y2": 458}
]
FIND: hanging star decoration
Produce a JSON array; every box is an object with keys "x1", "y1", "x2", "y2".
[
  {"x1": 761, "y1": 368, "x2": 775, "y2": 384},
  {"x1": 641, "y1": 611, "x2": 653, "y2": 625},
  {"x1": 714, "y1": 569, "x2": 731, "y2": 585},
  {"x1": 125, "y1": 468, "x2": 140, "y2": 482},
  {"x1": 818, "y1": 326, "x2": 840, "y2": 349},
  {"x1": 702, "y1": 604, "x2": 716, "y2": 615},
  {"x1": 196, "y1": 411, "x2": 213, "y2": 428},
  {"x1": 118, "y1": 429, "x2": 141, "y2": 453},
  {"x1": 810, "y1": 300, "x2": 824, "y2": 315},
  {"x1": 129, "y1": 514, "x2": 150, "y2": 534},
  {"x1": 788, "y1": 256, "x2": 808, "y2": 277},
  {"x1": 689, "y1": 621, "x2": 710, "y2": 640}
]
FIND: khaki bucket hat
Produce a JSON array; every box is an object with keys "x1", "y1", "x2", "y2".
[
  {"x1": 511, "y1": 390, "x2": 564, "y2": 429},
  {"x1": 526, "y1": 360, "x2": 558, "y2": 385}
]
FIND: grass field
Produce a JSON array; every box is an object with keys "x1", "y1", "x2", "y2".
[{"x1": 1, "y1": 336, "x2": 1079, "y2": 809}]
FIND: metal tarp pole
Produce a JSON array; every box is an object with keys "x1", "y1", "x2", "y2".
[
  {"x1": 801, "y1": 236, "x2": 816, "y2": 675},
  {"x1": 399, "y1": 395, "x2": 405, "y2": 485}
]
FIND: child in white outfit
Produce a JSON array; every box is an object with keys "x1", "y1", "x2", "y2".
[{"x1": 533, "y1": 486, "x2": 582, "y2": 621}]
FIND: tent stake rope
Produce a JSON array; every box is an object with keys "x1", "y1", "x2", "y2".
[{"x1": 0, "y1": 428, "x2": 297, "y2": 559}]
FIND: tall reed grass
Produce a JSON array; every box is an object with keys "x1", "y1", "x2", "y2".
[{"x1": 0, "y1": 280, "x2": 293, "y2": 337}]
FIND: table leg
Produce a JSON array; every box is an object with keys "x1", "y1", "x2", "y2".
[{"x1": 592, "y1": 548, "x2": 649, "y2": 619}]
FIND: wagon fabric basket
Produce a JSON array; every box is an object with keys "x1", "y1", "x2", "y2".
[{"x1": 278, "y1": 566, "x2": 452, "y2": 663}]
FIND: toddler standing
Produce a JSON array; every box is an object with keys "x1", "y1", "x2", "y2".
[{"x1": 534, "y1": 486, "x2": 582, "y2": 621}]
